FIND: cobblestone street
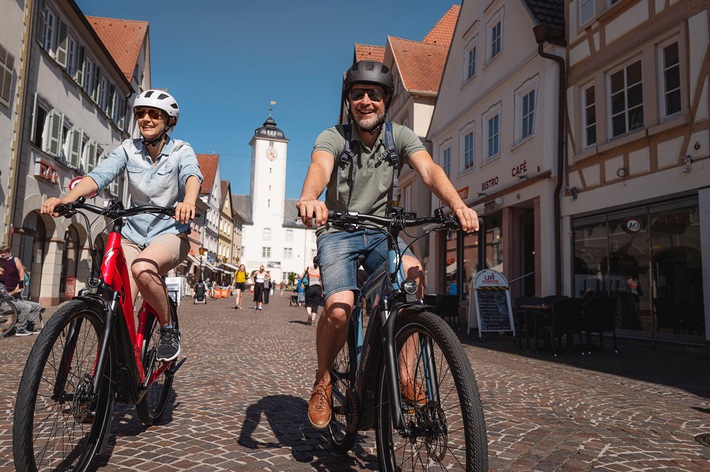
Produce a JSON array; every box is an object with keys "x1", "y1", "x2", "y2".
[{"x1": 1, "y1": 292, "x2": 710, "y2": 471}]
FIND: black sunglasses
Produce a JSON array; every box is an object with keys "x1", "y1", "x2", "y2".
[
  {"x1": 349, "y1": 88, "x2": 385, "y2": 102},
  {"x1": 134, "y1": 108, "x2": 165, "y2": 120}
]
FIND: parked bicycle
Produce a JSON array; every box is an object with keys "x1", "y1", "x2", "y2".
[
  {"x1": 326, "y1": 207, "x2": 488, "y2": 471},
  {"x1": 13, "y1": 197, "x2": 187, "y2": 471},
  {"x1": 0, "y1": 298, "x2": 19, "y2": 338}
]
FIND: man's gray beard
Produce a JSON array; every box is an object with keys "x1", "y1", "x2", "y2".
[{"x1": 354, "y1": 112, "x2": 385, "y2": 132}]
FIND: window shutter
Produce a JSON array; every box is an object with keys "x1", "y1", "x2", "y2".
[
  {"x1": 56, "y1": 21, "x2": 68, "y2": 66},
  {"x1": 35, "y1": 0, "x2": 46, "y2": 43},
  {"x1": 0, "y1": 43, "x2": 14, "y2": 106},
  {"x1": 45, "y1": 110, "x2": 63, "y2": 156},
  {"x1": 30, "y1": 93, "x2": 38, "y2": 143},
  {"x1": 85, "y1": 141, "x2": 97, "y2": 171},
  {"x1": 75, "y1": 45, "x2": 84, "y2": 85},
  {"x1": 68, "y1": 128, "x2": 83, "y2": 168}
]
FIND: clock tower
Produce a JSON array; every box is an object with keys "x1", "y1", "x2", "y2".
[{"x1": 248, "y1": 115, "x2": 288, "y2": 224}]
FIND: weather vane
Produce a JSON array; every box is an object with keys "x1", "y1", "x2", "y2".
[{"x1": 269, "y1": 100, "x2": 277, "y2": 117}]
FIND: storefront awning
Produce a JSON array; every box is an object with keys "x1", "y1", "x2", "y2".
[
  {"x1": 221, "y1": 262, "x2": 239, "y2": 271},
  {"x1": 187, "y1": 254, "x2": 201, "y2": 265}
]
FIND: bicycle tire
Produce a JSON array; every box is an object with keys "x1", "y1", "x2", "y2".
[
  {"x1": 136, "y1": 298, "x2": 178, "y2": 425},
  {"x1": 13, "y1": 299, "x2": 115, "y2": 472},
  {"x1": 375, "y1": 310, "x2": 488, "y2": 471},
  {"x1": 0, "y1": 298, "x2": 18, "y2": 337},
  {"x1": 328, "y1": 320, "x2": 358, "y2": 453}
]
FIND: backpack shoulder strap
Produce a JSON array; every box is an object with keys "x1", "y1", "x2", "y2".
[
  {"x1": 383, "y1": 122, "x2": 401, "y2": 207},
  {"x1": 336, "y1": 124, "x2": 358, "y2": 201}
]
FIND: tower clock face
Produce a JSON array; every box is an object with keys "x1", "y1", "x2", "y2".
[{"x1": 265, "y1": 146, "x2": 278, "y2": 161}]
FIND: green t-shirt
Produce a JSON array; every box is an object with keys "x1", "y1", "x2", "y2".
[{"x1": 313, "y1": 122, "x2": 425, "y2": 233}]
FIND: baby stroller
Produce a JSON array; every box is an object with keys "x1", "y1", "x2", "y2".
[{"x1": 193, "y1": 281, "x2": 207, "y2": 304}]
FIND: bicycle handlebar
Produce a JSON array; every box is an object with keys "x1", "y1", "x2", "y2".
[
  {"x1": 54, "y1": 196, "x2": 189, "y2": 219},
  {"x1": 327, "y1": 208, "x2": 462, "y2": 232}
]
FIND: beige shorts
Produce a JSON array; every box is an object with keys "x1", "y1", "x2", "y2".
[{"x1": 122, "y1": 232, "x2": 190, "y2": 276}]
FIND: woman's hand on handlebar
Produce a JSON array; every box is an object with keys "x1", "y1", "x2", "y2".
[
  {"x1": 453, "y1": 205, "x2": 480, "y2": 233},
  {"x1": 297, "y1": 199, "x2": 328, "y2": 228},
  {"x1": 173, "y1": 201, "x2": 196, "y2": 224},
  {"x1": 41, "y1": 197, "x2": 70, "y2": 217}
]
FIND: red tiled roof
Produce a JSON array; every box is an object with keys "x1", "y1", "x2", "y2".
[
  {"x1": 86, "y1": 16, "x2": 148, "y2": 83},
  {"x1": 355, "y1": 44, "x2": 385, "y2": 63},
  {"x1": 423, "y1": 5, "x2": 460, "y2": 46},
  {"x1": 196, "y1": 154, "x2": 219, "y2": 195},
  {"x1": 389, "y1": 37, "x2": 449, "y2": 94}
]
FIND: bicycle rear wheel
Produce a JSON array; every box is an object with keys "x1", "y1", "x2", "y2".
[
  {"x1": 136, "y1": 298, "x2": 178, "y2": 425},
  {"x1": 13, "y1": 299, "x2": 114, "y2": 472},
  {"x1": 328, "y1": 320, "x2": 358, "y2": 453},
  {"x1": 0, "y1": 298, "x2": 18, "y2": 337},
  {"x1": 376, "y1": 310, "x2": 488, "y2": 471}
]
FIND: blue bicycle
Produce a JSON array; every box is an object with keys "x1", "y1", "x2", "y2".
[{"x1": 326, "y1": 207, "x2": 488, "y2": 471}]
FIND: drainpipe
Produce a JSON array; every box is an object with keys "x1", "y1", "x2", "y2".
[{"x1": 533, "y1": 24, "x2": 566, "y2": 296}]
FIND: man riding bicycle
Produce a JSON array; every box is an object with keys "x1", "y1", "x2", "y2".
[
  {"x1": 41, "y1": 89, "x2": 203, "y2": 362},
  {"x1": 296, "y1": 60, "x2": 479, "y2": 429}
]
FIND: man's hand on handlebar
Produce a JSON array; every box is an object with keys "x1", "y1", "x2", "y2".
[
  {"x1": 453, "y1": 206, "x2": 480, "y2": 233},
  {"x1": 297, "y1": 199, "x2": 328, "y2": 228}
]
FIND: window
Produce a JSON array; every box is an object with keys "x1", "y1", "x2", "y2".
[
  {"x1": 65, "y1": 34, "x2": 78, "y2": 78},
  {"x1": 521, "y1": 90, "x2": 535, "y2": 139},
  {"x1": 583, "y1": 85, "x2": 597, "y2": 147},
  {"x1": 40, "y1": 7, "x2": 57, "y2": 52},
  {"x1": 464, "y1": 131, "x2": 475, "y2": 170},
  {"x1": 580, "y1": 0, "x2": 595, "y2": 25},
  {"x1": 442, "y1": 146, "x2": 451, "y2": 176},
  {"x1": 487, "y1": 9, "x2": 504, "y2": 63},
  {"x1": 0, "y1": 43, "x2": 15, "y2": 107},
  {"x1": 609, "y1": 60, "x2": 644, "y2": 137},
  {"x1": 483, "y1": 105, "x2": 501, "y2": 162},
  {"x1": 285, "y1": 229, "x2": 293, "y2": 242},
  {"x1": 660, "y1": 42, "x2": 681, "y2": 118},
  {"x1": 263, "y1": 228, "x2": 272, "y2": 240},
  {"x1": 98, "y1": 76, "x2": 109, "y2": 112},
  {"x1": 464, "y1": 37, "x2": 477, "y2": 82},
  {"x1": 515, "y1": 78, "x2": 538, "y2": 143},
  {"x1": 284, "y1": 248, "x2": 293, "y2": 259},
  {"x1": 262, "y1": 247, "x2": 271, "y2": 258},
  {"x1": 31, "y1": 95, "x2": 48, "y2": 148}
]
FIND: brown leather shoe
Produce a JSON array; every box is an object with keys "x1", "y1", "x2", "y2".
[
  {"x1": 308, "y1": 383, "x2": 332, "y2": 429},
  {"x1": 400, "y1": 378, "x2": 427, "y2": 405}
]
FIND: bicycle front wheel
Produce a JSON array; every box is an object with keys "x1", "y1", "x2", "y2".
[
  {"x1": 136, "y1": 298, "x2": 178, "y2": 425},
  {"x1": 376, "y1": 310, "x2": 488, "y2": 471},
  {"x1": 13, "y1": 299, "x2": 115, "y2": 472},
  {"x1": 0, "y1": 298, "x2": 18, "y2": 337}
]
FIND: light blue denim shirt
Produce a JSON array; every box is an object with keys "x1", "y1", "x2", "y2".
[{"x1": 87, "y1": 136, "x2": 203, "y2": 247}]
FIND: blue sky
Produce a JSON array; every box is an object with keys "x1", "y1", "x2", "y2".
[{"x1": 76, "y1": 0, "x2": 461, "y2": 199}]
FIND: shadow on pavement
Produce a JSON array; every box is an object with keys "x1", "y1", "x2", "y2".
[
  {"x1": 237, "y1": 394, "x2": 378, "y2": 470},
  {"x1": 459, "y1": 330, "x2": 710, "y2": 399}
]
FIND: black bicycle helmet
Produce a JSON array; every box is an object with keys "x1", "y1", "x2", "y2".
[{"x1": 343, "y1": 60, "x2": 394, "y2": 97}]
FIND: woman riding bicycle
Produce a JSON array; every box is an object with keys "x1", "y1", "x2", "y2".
[
  {"x1": 41, "y1": 89, "x2": 203, "y2": 362},
  {"x1": 296, "y1": 60, "x2": 479, "y2": 429}
]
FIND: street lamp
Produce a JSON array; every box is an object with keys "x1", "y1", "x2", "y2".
[{"x1": 198, "y1": 246, "x2": 206, "y2": 282}]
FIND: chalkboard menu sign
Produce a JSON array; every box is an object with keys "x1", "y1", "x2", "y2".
[{"x1": 470, "y1": 270, "x2": 515, "y2": 339}]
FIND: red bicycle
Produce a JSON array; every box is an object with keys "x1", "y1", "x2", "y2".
[{"x1": 13, "y1": 197, "x2": 187, "y2": 471}]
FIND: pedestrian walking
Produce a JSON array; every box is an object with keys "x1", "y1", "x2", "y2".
[
  {"x1": 253, "y1": 266, "x2": 267, "y2": 310},
  {"x1": 233, "y1": 264, "x2": 248, "y2": 309},
  {"x1": 301, "y1": 257, "x2": 322, "y2": 326}
]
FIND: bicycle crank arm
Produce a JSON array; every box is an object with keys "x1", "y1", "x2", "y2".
[{"x1": 166, "y1": 357, "x2": 187, "y2": 378}]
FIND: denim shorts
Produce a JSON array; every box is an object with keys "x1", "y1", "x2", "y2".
[{"x1": 317, "y1": 228, "x2": 415, "y2": 300}]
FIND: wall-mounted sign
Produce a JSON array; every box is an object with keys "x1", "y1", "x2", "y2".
[
  {"x1": 458, "y1": 186, "x2": 469, "y2": 200},
  {"x1": 34, "y1": 159, "x2": 60, "y2": 184},
  {"x1": 623, "y1": 217, "x2": 642, "y2": 234}
]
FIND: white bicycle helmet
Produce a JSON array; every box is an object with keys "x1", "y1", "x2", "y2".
[{"x1": 133, "y1": 89, "x2": 180, "y2": 126}]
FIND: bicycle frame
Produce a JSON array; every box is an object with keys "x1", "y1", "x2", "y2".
[
  {"x1": 334, "y1": 208, "x2": 450, "y2": 434},
  {"x1": 57, "y1": 201, "x2": 175, "y2": 406}
]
